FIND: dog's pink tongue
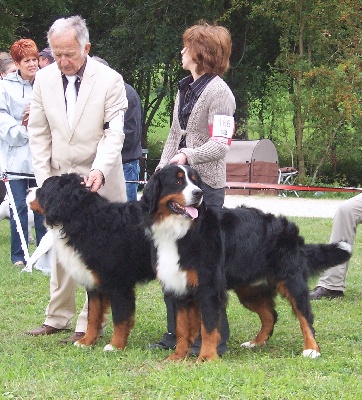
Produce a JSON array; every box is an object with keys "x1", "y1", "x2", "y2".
[{"x1": 185, "y1": 206, "x2": 198, "y2": 219}]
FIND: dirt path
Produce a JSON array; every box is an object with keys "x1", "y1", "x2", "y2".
[{"x1": 224, "y1": 194, "x2": 345, "y2": 218}]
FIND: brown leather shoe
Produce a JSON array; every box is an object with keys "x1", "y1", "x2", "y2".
[
  {"x1": 310, "y1": 286, "x2": 344, "y2": 300},
  {"x1": 60, "y1": 332, "x2": 85, "y2": 344},
  {"x1": 25, "y1": 324, "x2": 68, "y2": 336}
]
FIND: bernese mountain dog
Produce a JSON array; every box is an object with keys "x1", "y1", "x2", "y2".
[
  {"x1": 28, "y1": 173, "x2": 155, "y2": 351},
  {"x1": 142, "y1": 164, "x2": 352, "y2": 362}
]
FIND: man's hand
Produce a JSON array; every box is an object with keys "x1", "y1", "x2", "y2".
[{"x1": 84, "y1": 169, "x2": 104, "y2": 192}]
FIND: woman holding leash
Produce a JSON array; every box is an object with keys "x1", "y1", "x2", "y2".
[{"x1": 150, "y1": 21, "x2": 236, "y2": 356}]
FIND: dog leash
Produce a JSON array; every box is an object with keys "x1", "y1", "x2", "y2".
[
  {"x1": 1, "y1": 171, "x2": 36, "y2": 181},
  {"x1": 225, "y1": 181, "x2": 362, "y2": 193}
]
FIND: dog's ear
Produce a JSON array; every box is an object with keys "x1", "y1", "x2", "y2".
[{"x1": 141, "y1": 171, "x2": 162, "y2": 214}]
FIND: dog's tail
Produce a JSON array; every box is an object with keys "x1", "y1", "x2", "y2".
[{"x1": 305, "y1": 241, "x2": 352, "y2": 274}]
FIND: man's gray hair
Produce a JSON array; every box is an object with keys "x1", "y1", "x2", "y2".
[{"x1": 48, "y1": 15, "x2": 89, "y2": 53}]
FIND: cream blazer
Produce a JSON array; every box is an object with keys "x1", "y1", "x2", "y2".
[{"x1": 28, "y1": 56, "x2": 128, "y2": 202}]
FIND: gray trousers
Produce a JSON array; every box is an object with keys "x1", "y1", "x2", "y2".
[{"x1": 318, "y1": 193, "x2": 362, "y2": 291}]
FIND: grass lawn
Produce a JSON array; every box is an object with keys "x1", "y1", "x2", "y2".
[{"x1": 0, "y1": 215, "x2": 361, "y2": 399}]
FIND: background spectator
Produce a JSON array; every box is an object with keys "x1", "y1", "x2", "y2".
[
  {"x1": 0, "y1": 57, "x2": 17, "y2": 79},
  {"x1": 0, "y1": 39, "x2": 46, "y2": 266},
  {"x1": 38, "y1": 47, "x2": 54, "y2": 68},
  {"x1": 310, "y1": 193, "x2": 362, "y2": 299},
  {"x1": 92, "y1": 56, "x2": 142, "y2": 201}
]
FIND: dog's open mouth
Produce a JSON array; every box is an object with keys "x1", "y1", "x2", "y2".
[{"x1": 168, "y1": 201, "x2": 199, "y2": 219}]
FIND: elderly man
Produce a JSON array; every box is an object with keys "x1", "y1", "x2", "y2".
[{"x1": 26, "y1": 15, "x2": 128, "y2": 342}]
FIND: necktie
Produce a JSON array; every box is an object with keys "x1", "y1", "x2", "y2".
[{"x1": 65, "y1": 75, "x2": 77, "y2": 128}]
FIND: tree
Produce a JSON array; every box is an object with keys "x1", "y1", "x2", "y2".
[
  {"x1": 8, "y1": 1, "x2": 361, "y2": 184},
  {"x1": 249, "y1": 0, "x2": 362, "y2": 181},
  {"x1": 92, "y1": 0, "x2": 228, "y2": 148},
  {"x1": 0, "y1": 1, "x2": 69, "y2": 50},
  {"x1": 221, "y1": 1, "x2": 281, "y2": 139}
]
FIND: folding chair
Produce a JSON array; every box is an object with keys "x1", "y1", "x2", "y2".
[
  {"x1": 278, "y1": 167, "x2": 299, "y2": 197},
  {"x1": 141, "y1": 148, "x2": 149, "y2": 183}
]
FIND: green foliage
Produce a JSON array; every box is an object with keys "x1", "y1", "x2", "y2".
[
  {"x1": 1, "y1": 0, "x2": 361, "y2": 184},
  {"x1": 95, "y1": 0, "x2": 228, "y2": 146},
  {"x1": 0, "y1": 216, "x2": 362, "y2": 398},
  {"x1": 246, "y1": 0, "x2": 362, "y2": 182},
  {"x1": 0, "y1": 1, "x2": 69, "y2": 49}
]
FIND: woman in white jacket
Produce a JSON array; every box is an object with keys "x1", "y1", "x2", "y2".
[{"x1": 0, "y1": 39, "x2": 46, "y2": 266}]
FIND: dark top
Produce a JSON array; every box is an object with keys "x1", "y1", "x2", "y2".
[
  {"x1": 178, "y1": 74, "x2": 216, "y2": 130},
  {"x1": 122, "y1": 83, "x2": 143, "y2": 163}
]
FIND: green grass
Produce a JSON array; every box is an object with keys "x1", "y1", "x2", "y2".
[{"x1": 0, "y1": 216, "x2": 361, "y2": 399}]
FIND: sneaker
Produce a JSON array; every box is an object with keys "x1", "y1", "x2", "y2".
[
  {"x1": 13, "y1": 261, "x2": 25, "y2": 266},
  {"x1": 310, "y1": 286, "x2": 344, "y2": 300}
]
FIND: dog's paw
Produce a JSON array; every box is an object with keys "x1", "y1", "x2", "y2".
[
  {"x1": 302, "y1": 349, "x2": 320, "y2": 358},
  {"x1": 74, "y1": 340, "x2": 87, "y2": 348},
  {"x1": 103, "y1": 343, "x2": 116, "y2": 352},
  {"x1": 240, "y1": 341, "x2": 257, "y2": 348}
]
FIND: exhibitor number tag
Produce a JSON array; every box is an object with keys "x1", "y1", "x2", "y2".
[{"x1": 209, "y1": 115, "x2": 235, "y2": 145}]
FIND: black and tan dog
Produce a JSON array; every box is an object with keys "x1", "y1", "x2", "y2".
[
  {"x1": 142, "y1": 164, "x2": 352, "y2": 362},
  {"x1": 28, "y1": 173, "x2": 155, "y2": 351}
]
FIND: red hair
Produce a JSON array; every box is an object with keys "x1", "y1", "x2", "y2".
[
  {"x1": 183, "y1": 22, "x2": 232, "y2": 77},
  {"x1": 10, "y1": 39, "x2": 39, "y2": 63}
]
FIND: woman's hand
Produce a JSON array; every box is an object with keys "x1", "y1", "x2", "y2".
[
  {"x1": 22, "y1": 105, "x2": 30, "y2": 128},
  {"x1": 168, "y1": 152, "x2": 187, "y2": 165}
]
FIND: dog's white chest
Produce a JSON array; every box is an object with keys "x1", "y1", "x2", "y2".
[
  {"x1": 152, "y1": 217, "x2": 191, "y2": 296},
  {"x1": 52, "y1": 227, "x2": 97, "y2": 289}
]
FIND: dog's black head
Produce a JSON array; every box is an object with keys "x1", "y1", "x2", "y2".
[
  {"x1": 28, "y1": 173, "x2": 92, "y2": 227},
  {"x1": 142, "y1": 164, "x2": 203, "y2": 219}
]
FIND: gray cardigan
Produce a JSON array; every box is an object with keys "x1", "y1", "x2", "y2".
[{"x1": 158, "y1": 75, "x2": 236, "y2": 188}]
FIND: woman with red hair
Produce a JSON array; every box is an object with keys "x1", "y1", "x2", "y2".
[
  {"x1": 151, "y1": 21, "x2": 236, "y2": 357},
  {"x1": 0, "y1": 39, "x2": 46, "y2": 266}
]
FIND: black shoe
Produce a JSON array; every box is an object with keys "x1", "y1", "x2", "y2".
[
  {"x1": 149, "y1": 333, "x2": 176, "y2": 350},
  {"x1": 189, "y1": 338, "x2": 228, "y2": 357},
  {"x1": 310, "y1": 286, "x2": 344, "y2": 300}
]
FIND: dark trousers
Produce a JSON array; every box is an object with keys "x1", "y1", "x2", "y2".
[
  {"x1": 164, "y1": 293, "x2": 230, "y2": 347},
  {"x1": 9, "y1": 179, "x2": 47, "y2": 264}
]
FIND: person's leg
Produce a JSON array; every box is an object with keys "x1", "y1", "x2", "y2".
[
  {"x1": 123, "y1": 160, "x2": 140, "y2": 202},
  {"x1": 45, "y1": 253, "x2": 78, "y2": 329},
  {"x1": 61, "y1": 294, "x2": 107, "y2": 344},
  {"x1": 195, "y1": 183, "x2": 230, "y2": 353},
  {"x1": 9, "y1": 179, "x2": 28, "y2": 264},
  {"x1": 311, "y1": 193, "x2": 362, "y2": 298},
  {"x1": 149, "y1": 293, "x2": 177, "y2": 350},
  {"x1": 151, "y1": 182, "x2": 229, "y2": 354},
  {"x1": 26, "y1": 250, "x2": 77, "y2": 335},
  {"x1": 0, "y1": 180, "x2": 5, "y2": 204},
  {"x1": 60, "y1": 294, "x2": 89, "y2": 344},
  {"x1": 29, "y1": 179, "x2": 47, "y2": 245}
]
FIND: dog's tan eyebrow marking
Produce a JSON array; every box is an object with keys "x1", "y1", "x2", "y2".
[{"x1": 177, "y1": 171, "x2": 185, "y2": 179}]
